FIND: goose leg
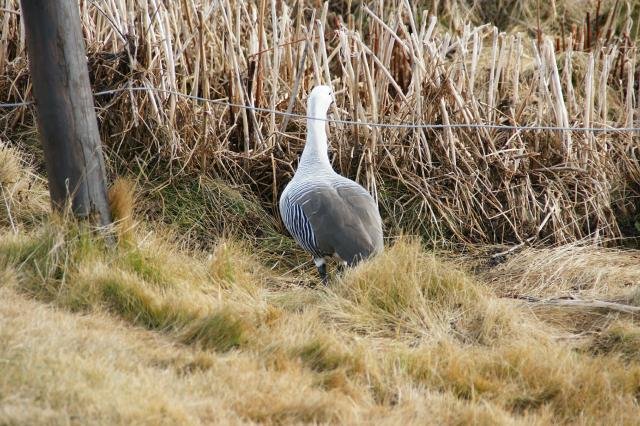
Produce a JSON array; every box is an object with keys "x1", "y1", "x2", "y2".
[
  {"x1": 318, "y1": 264, "x2": 328, "y2": 285},
  {"x1": 314, "y1": 258, "x2": 328, "y2": 285},
  {"x1": 337, "y1": 260, "x2": 348, "y2": 275}
]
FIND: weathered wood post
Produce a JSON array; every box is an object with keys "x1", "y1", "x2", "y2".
[{"x1": 20, "y1": 0, "x2": 112, "y2": 227}]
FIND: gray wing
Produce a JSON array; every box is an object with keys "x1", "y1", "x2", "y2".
[{"x1": 298, "y1": 180, "x2": 383, "y2": 265}]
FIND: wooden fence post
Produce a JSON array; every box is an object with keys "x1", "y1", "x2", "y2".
[{"x1": 20, "y1": 0, "x2": 112, "y2": 227}]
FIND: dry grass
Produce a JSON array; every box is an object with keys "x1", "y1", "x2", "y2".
[
  {"x1": 0, "y1": 286, "x2": 345, "y2": 425},
  {"x1": 484, "y1": 243, "x2": 640, "y2": 300},
  {"x1": 108, "y1": 177, "x2": 137, "y2": 241},
  {"x1": 0, "y1": 142, "x2": 48, "y2": 231}
]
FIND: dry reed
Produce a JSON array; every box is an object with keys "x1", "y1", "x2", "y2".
[{"x1": 0, "y1": 1, "x2": 638, "y2": 247}]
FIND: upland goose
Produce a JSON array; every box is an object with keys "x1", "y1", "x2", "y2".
[{"x1": 279, "y1": 85, "x2": 383, "y2": 284}]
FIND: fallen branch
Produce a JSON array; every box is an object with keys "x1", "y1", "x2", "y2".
[{"x1": 513, "y1": 295, "x2": 640, "y2": 314}]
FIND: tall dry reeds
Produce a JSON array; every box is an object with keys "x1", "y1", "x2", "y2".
[{"x1": 0, "y1": 0, "x2": 638, "y2": 245}]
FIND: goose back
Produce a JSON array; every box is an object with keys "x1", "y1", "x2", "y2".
[{"x1": 280, "y1": 173, "x2": 383, "y2": 265}]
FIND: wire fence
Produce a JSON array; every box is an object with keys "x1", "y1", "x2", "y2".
[{"x1": 2, "y1": 85, "x2": 639, "y2": 133}]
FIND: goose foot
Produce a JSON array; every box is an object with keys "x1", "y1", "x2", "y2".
[{"x1": 314, "y1": 258, "x2": 328, "y2": 285}]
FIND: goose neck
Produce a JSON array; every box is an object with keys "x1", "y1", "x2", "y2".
[{"x1": 299, "y1": 117, "x2": 331, "y2": 171}]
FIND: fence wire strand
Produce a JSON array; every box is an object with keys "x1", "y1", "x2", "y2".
[{"x1": 1, "y1": 85, "x2": 639, "y2": 133}]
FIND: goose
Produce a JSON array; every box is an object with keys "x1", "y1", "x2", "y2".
[{"x1": 279, "y1": 85, "x2": 383, "y2": 284}]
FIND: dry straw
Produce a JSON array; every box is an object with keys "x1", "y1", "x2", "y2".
[{"x1": 0, "y1": 0, "x2": 638, "y2": 245}]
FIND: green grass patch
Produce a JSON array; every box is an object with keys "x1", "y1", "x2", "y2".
[
  {"x1": 295, "y1": 338, "x2": 351, "y2": 373},
  {"x1": 588, "y1": 321, "x2": 640, "y2": 363},
  {"x1": 120, "y1": 247, "x2": 171, "y2": 288},
  {"x1": 0, "y1": 221, "x2": 105, "y2": 300},
  {"x1": 181, "y1": 308, "x2": 247, "y2": 352},
  {"x1": 150, "y1": 177, "x2": 306, "y2": 269},
  {"x1": 100, "y1": 276, "x2": 173, "y2": 330}
]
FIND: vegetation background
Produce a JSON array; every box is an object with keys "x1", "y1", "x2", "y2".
[{"x1": 1, "y1": 0, "x2": 640, "y2": 423}]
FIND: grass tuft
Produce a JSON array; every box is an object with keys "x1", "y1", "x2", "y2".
[
  {"x1": 181, "y1": 308, "x2": 247, "y2": 352},
  {"x1": 120, "y1": 248, "x2": 171, "y2": 288},
  {"x1": 294, "y1": 336, "x2": 355, "y2": 373},
  {"x1": 0, "y1": 143, "x2": 48, "y2": 229},
  {"x1": 588, "y1": 321, "x2": 640, "y2": 362},
  {"x1": 108, "y1": 177, "x2": 137, "y2": 242},
  {"x1": 99, "y1": 274, "x2": 171, "y2": 330},
  {"x1": 327, "y1": 238, "x2": 520, "y2": 345}
]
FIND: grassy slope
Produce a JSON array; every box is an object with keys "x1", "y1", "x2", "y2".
[{"x1": 2, "y1": 145, "x2": 640, "y2": 424}]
